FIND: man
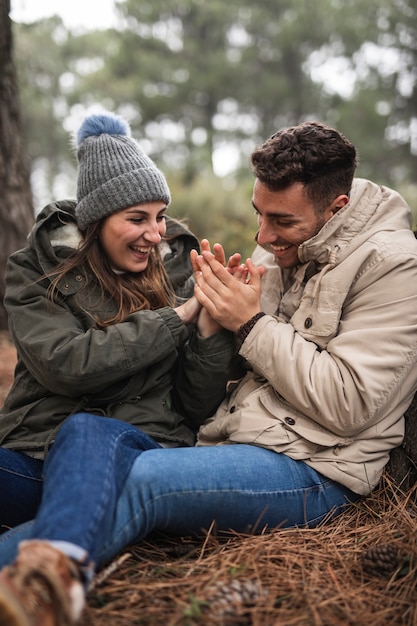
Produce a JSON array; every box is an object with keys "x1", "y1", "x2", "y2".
[
  {"x1": 1, "y1": 121, "x2": 417, "y2": 626},
  {"x1": 192, "y1": 120, "x2": 417, "y2": 497}
]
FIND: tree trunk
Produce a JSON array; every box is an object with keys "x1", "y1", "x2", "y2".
[
  {"x1": 387, "y1": 395, "x2": 417, "y2": 491},
  {"x1": 0, "y1": 0, "x2": 34, "y2": 330}
]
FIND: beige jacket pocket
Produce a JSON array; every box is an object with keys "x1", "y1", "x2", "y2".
[{"x1": 198, "y1": 382, "x2": 353, "y2": 462}]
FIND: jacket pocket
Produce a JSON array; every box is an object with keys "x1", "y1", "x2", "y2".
[
  {"x1": 259, "y1": 387, "x2": 353, "y2": 449},
  {"x1": 198, "y1": 379, "x2": 353, "y2": 459},
  {"x1": 291, "y1": 305, "x2": 342, "y2": 349}
]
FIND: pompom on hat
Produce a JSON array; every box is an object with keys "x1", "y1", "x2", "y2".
[{"x1": 75, "y1": 111, "x2": 171, "y2": 230}]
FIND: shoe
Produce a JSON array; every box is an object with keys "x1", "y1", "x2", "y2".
[{"x1": 0, "y1": 540, "x2": 85, "y2": 626}]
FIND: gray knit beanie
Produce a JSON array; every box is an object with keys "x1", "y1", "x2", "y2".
[{"x1": 75, "y1": 111, "x2": 171, "y2": 230}]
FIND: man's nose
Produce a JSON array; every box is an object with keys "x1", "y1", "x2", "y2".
[{"x1": 257, "y1": 220, "x2": 275, "y2": 245}]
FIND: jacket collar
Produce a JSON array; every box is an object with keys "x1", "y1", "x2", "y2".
[{"x1": 298, "y1": 178, "x2": 411, "y2": 268}]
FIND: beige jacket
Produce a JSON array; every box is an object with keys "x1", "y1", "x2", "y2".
[{"x1": 197, "y1": 179, "x2": 417, "y2": 495}]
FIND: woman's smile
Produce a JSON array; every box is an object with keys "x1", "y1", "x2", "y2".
[{"x1": 99, "y1": 202, "x2": 167, "y2": 273}]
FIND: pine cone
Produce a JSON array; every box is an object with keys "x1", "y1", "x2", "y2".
[
  {"x1": 361, "y1": 543, "x2": 400, "y2": 577},
  {"x1": 205, "y1": 579, "x2": 268, "y2": 621}
]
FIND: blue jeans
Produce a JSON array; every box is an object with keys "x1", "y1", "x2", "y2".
[
  {"x1": 0, "y1": 412, "x2": 359, "y2": 570},
  {"x1": 0, "y1": 448, "x2": 43, "y2": 531}
]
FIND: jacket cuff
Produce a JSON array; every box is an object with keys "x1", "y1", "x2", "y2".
[
  {"x1": 236, "y1": 312, "x2": 266, "y2": 349},
  {"x1": 188, "y1": 327, "x2": 235, "y2": 355},
  {"x1": 158, "y1": 306, "x2": 190, "y2": 346}
]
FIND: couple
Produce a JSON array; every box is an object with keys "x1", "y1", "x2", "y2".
[{"x1": 0, "y1": 111, "x2": 417, "y2": 626}]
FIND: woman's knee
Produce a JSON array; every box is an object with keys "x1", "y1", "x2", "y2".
[
  {"x1": 59, "y1": 412, "x2": 91, "y2": 434},
  {"x1": 58, "y1": 412, "x2": 108, "y2": 440}
]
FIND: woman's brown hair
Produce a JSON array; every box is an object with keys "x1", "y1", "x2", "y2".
[{"x1": 47, "y1": 221, "x2": 176, "y2": 328}]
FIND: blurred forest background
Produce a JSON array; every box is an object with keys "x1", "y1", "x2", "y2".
[{"x1": 0, "y1": 0, "x2": 416, "y2": 328}]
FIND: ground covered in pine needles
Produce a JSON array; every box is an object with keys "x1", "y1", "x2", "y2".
[
  {"x1": 78, "y1": 477, "x2": 417, "y2": 626},
  {"x1": 1, "y1": 332, "x2": 417, "y2": 625}
]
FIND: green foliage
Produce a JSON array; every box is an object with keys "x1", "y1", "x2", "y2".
[
  {"x1": 168, "y1": 171, "x2": 258, "y2": 260},
  {"x1": 183, "y1": 593, "x2": 207, "y2": 619},
  {"x1": 14, "y1": 19, "x2": 72, "y2": 168},
  {"x1": 11, "y1": 0, "x2": 417, "y2": 218}
]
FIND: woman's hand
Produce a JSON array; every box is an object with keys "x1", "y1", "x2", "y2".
[
  {"x1": 191, "y1": 239, "x2": 249, "y2": 283},
  {"x1": 196, "y1": 306, "x2": 222, "y2": 337},
  {"x1": 174, "y1": 294, "x2": 222, "y2": 337},
  {"x1": 174, "y1": 295, "x2": 201, "y2": 325}
]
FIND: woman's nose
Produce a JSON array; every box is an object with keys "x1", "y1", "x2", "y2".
[{"x1": 144, "y1": 222, "x2": 163, "y2": 243}]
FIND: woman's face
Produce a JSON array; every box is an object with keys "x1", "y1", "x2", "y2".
[{"x1": 99, "y1": 202, "x2": 168, "y2": 273}]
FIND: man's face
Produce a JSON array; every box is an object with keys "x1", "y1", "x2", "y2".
[{"x1": 252, "y1": 179, "x2": 337, "y2": 269}]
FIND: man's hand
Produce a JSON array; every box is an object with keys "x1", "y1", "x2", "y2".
[
  {"x1": 192, "y1": 250, "x2": 265, "y2": 333},
  {"x1": 190, "y1": 239, "x2": 249, "y2": 336}
]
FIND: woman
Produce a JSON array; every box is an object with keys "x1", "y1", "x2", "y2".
[{"x1": 0, "y1": 112, "x2": 235, "y2": 626}]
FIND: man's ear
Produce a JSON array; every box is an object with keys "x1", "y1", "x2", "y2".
[{"x1": 330, "y1": 194, "x2": 349, "y2": 215}]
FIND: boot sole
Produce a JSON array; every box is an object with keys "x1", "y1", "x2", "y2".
[{"x1": 0, "y1": 585, "x2": 30, "y2": 626}]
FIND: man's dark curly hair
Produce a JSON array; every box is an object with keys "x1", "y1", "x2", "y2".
[{"x1": 251, "y1": 121, "x2": 358, "y2": 213}]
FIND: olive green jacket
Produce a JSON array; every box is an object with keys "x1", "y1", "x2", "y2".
[{"x1": 0, "y1": 200, "x2": 235, "y2": 458}]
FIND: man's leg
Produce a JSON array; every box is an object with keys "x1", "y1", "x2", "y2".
[{"x1": 99, "y1": 444, "x2": 359, "y2": 566}]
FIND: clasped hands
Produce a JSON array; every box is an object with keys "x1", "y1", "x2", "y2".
[{"x1": 175, "y1": 239, "x2": 265, "y2": 337}]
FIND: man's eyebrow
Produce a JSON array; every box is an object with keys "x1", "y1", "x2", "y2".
[{"x1": 251, "y1": 200, "x2": 298, "y2": 219}]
